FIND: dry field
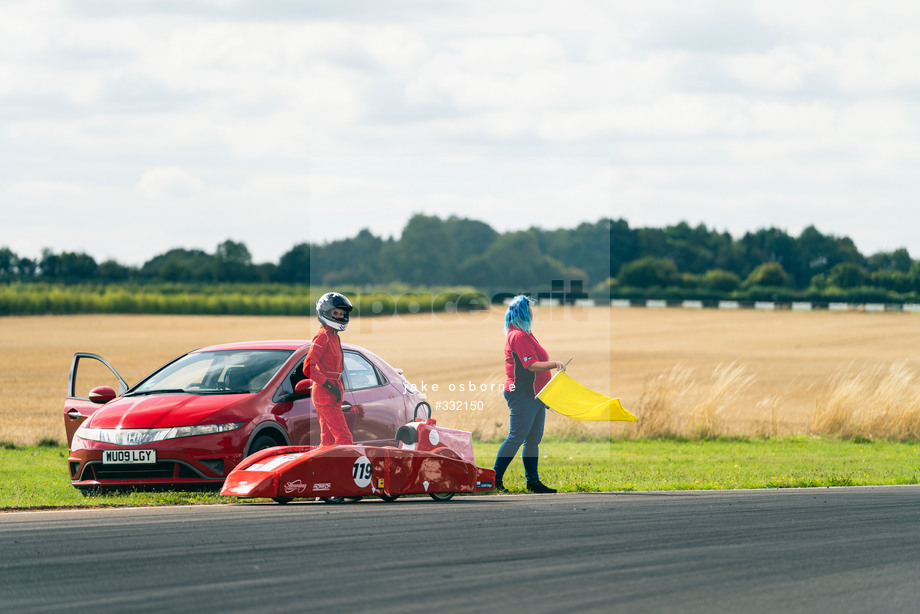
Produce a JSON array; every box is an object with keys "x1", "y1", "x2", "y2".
[{"x1": 1, "y1": 307, "x2": 919, "y2": 445}]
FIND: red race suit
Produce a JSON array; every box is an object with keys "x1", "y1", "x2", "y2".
[{"x1": 305, "y1": 326, "x2": 354, "y2": 446}]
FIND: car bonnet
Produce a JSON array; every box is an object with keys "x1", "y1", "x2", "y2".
[{"x1": 85, "y1": 393, "x2": 254, "y2": 429}]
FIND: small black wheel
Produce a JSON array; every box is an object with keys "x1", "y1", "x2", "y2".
[
  {"x1": 273, "y1": 497, "x2": 293, "y2": 505},
  {"x1": 379, "y1": 494, "x2": 399, "y2": 502},
  {"x1": 320, "y1": 496, "x2": 363, "y2": 504},
  {"x1": 429, "y1": 492, "x2": 454, "y2": 502}
]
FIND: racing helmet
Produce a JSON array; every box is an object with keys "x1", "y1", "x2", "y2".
[{"x1": 316, "y1": 292, "x2": 353, "y2": 331}]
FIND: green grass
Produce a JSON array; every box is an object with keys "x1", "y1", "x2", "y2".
[
  {"x1": 0, "y1": 444, "x2": 229, "y2": 510},
  {"x1": 480, "y1": 438, "x2": 920, "y2": 492},
  {"x1": 1, "y1": 438, "x2": 918, "y2": 510}
]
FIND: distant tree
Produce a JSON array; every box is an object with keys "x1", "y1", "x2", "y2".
[
  {"x1": 617, "y1": 257, "x2": 680, "y2": 288},
  {"x1": 636, "y1": 227, "x2": 668, "y2": 262},
  {"x1": 739, "y1": 228, "x2": 797, "y2": 280},
  {"x1": 867, "y1": 248, "x2": 912, "y2": 273},
  {"x1": 743, "y1": 262, "x2": 791, "y2": 288},
  {"x1": 660, "y1": 222, "x2": 719, "y2": 274},
  {"x1": 16, "y1": 257, "x2": 36, "y2": 279},
  {"x1": 343, "y1": 229, "x2": 385, "y2": 284},
  {"x1": 481, "y1": 230, "x2": 568, "y2": 290},
  {"x1": 826, "y1": 262, "x2": 868, "y2": 289},
  {"x1": 539, "y1": 219, "x2": 613, "y2": 286},
  {"x1": 98, "y1": 259, "x2": 133, "y2": 282},
  {"x1": 911, "y1": 261, "x2": 920, "y2": 292},
  {"x1": 0, "y1": 247, "x2": 16, "y2": 281},
  {"x1": 443, "y1": 216, "x2": 498, "y2": 264},
  {"x1": 870, "y1": 270, "x2": 911, "y2": 293},
  {"x1": 610, "y1": 218, "x2": 639, "y2": 277},
  {"x1": 455, "y1": 252, "x2": 496, "y2": 288},
  {"x1": 140, "y1": 248, "x2": 214, "y2": 282},
  {"x1": 253, "y1": 262, "x2": 276, "y2": 283},
  {"x1": 39, "y1": 249, "x2": 98, "y2": 283},
  {"x1": 701, "y1": 269, "x2": 741, "y2": 293},
  {"x1": 310, "y1": 229, "x2": 388, "y2": 286},
  {"x1": 38, "y1": 249, "x2": 61, "y2": 280},
  {"x1": 389, "y1": 214, "x2": 454, "y2": 285},
  {"x1": 792, "y1": 225, "x2": 864, "y2": 288},
  {"x1": 213, "y1": 240, "x2": 256, "y2": 282},
  {"x1": 275, "y1": 243, "x2": 310, "y2": 284},
  {"x1": 7, "y1": 217, "x2": 918, "y2": 300}
]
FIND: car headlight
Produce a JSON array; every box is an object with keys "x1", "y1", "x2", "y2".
[{"x1": 76, "y1": 422, "x2": 245, "y2": 445}]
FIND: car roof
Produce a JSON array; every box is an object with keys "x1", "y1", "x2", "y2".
[
  {"x1": 194, "y1": 340, "x2": 309, "y2": 352},
  {"x1": 192, "y1": 340, "x2": 368, "y2": 353}
]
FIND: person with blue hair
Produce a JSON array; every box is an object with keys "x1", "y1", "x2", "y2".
[{"x1": 493, "y1": 295, "x2": 565, "y2": 493}]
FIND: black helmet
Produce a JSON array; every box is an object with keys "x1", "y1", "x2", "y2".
[{"x1": 316, "y1": 292, "x2": 353, "y2": 331}]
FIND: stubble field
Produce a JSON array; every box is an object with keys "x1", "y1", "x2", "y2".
[{"x1": 1, "y1": 306, "x2": 919, "y2": 446}]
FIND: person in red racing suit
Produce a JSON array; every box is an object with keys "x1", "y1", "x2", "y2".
[{"x1": 305, "y1": 292, "x2": 354, "y2": 446}]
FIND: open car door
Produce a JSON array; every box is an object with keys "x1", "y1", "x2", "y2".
[{"x1": 64, "y1": 353, "x2": 129, "y2": 446}]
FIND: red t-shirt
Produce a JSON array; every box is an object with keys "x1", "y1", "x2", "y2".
[{"x1": 503, "y1": 327, "x2": 550, "y2": 395}]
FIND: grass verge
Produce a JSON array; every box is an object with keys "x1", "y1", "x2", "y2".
[
  {"x1": 482, "y1": 438, "x2": 920, "y2": 492},
  {"x1": 1, "y1": 438, "x2": 918, "y2": 511}
]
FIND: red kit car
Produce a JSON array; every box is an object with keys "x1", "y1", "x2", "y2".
[
  {"x1": 64, "y1": 341, "x2": 425, "y2": 491},
  {"x1": 221, "y1": 404, "x2": 496, "y2": 503}
]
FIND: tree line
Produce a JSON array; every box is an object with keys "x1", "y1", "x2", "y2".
[{"x1": 2, "y1": 215, "x2": 920, "y2": 301}]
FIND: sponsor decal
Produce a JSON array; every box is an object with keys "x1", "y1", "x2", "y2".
[
  {"x1": 313, "y1": 482, "x2": 332, "y2": 491},
  {"x1": 477, "y1": 481, "x2": 494, "y2": 489},
  {"x1": 428, "y1": 428, "x2": 440, "y2": 446},
  {"x1": 377, "y1": 478, "x2": 385, "y2": 489},
  {"x1": 282, "y1": 479, "x2": 308, "y2": 494}
]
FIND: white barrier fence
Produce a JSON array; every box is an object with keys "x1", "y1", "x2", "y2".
[
  {"x1": 507, "y1": 297, "x2": 920, "y2": 313},
  {"x1": 597, "y1": 299, "x2": 920, "y2": 313}
]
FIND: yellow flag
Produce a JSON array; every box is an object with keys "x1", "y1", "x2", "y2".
[{"x1": 536, "y1": 371, "x2": 637, "y2": 422}]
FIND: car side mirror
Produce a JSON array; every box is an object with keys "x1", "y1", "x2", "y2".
[
  {"x1": 294, "y1": 379, "x2": 313, "y2": 398},
  {"x1": 89, "y1": 385, "x2": 117, "y2": 404}
]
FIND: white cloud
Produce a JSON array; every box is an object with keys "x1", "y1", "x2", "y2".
[
  {"x1": 1, "y1": 0, "x2": 920, "y2": 266},
  {"x1": 136, "y1": 167, "x2": 205, "y2": 199}
]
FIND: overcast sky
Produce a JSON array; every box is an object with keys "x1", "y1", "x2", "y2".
[{"x1": 2, "y1": 0, "x2": 919, "y2": 267}]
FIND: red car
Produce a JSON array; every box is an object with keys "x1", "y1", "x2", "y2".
[{"x1": 64, "y1": 340, "x2": 425, "y2": 491}]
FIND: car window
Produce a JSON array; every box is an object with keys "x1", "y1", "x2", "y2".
[
  {"x1": 129, "y1": 349, "x2": 294, "y2": 395},
  {"x1": 343, "y1": 351, "x2": 386, "y2": 391}
]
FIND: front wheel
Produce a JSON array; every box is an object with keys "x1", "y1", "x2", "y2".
[
  {"x1": 247, "y1": 433, "x2": 281, "y2": 456},
  {"x1": 429, "y1": 492, "x2": 454, "y2": 502}
]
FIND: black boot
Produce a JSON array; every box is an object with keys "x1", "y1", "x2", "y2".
[
  {"x1": 493, "y1": 478, "x2": 508, "y2": 493},
  {"x1": 526, "y1": 480, "x2": 557, "y2": 494}
]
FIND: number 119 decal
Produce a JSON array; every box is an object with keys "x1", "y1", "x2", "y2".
[{"x1": 352, "y1": 456, "x2": 372, "y2": 487}]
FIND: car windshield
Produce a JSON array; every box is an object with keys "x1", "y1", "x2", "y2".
[{"x1": 128, "y1": 349, "x2": 294, "y2": 396}]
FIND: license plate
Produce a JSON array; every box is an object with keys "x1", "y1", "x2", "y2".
[{"x1": 102, "y1": 449, "x2": 157, "y2": 464}]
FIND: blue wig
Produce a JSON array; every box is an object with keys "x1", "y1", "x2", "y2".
[{"x1": 504, "y1": 295, "x2": 535, "y2": 333}]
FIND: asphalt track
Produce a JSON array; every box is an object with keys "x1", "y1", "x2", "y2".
[{"x1": 2, "y1": 486, "x2": 919, "y2": 614}]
